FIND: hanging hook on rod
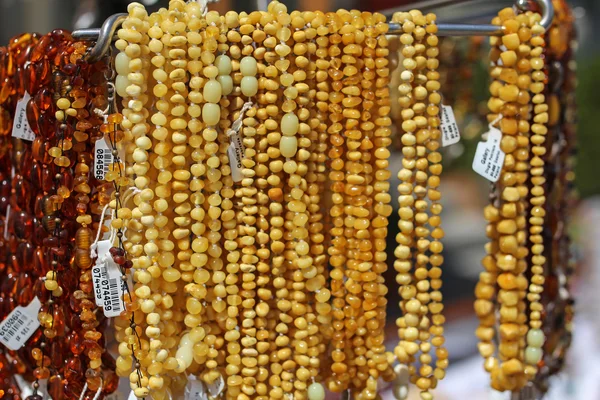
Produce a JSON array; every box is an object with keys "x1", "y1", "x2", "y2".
[
  {"x1": 73, "y1": 0, "x2": 221, "y2": 63},
  {"x1": 73, "y1": 0, "x2": 553, "y2": 63},
  {"x1": 387, "y1": 0, "x2": 553, "y2": 36}
]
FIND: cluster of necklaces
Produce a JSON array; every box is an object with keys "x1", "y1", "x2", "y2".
[{"x1": 0, "y1": 0, "x2": 577, "y2": 400}]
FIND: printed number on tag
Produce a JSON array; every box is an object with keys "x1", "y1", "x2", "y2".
[
  {"x1": 440, "y1": 105, "x2": 460, "y2": 147},
  {"x1": 94, "y1": 137, "x2": 114, "y2": 180},
  {"x1": 92, "y1": 240, "x2": 113, "y2": 306},
  {"x1": 472, "y1": 127, "x2": 505, "y2": 182},
  {"x1": 0, "y1": 297, "x2": 41, "y2": 350},
  {"x1": 12, "y1": 92, "x2": 36, "y2": 141}
]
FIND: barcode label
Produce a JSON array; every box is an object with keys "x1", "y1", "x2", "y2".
[
  {"x1": 94, "y1": 137, "x2": 114, "y2": 180},
  {"x1": 92, "y1": 240, "x2": 112, "y2": 306},
  {"x1": 440, "y1": 105, "x2": 460, "y2": 147},
  {"x1": 12, "y1": 92, "x2": 36, "y2": 141},
  {"x1": 0, "y1": 297, "x2": 41, "y2": 350},
  {"x1": 103, "y1": 256, "x2": 126, "y2": 318}
]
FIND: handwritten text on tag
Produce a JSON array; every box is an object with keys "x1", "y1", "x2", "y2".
[
  {"x1": 440, "y1": 105, "x2": 460, "y2": 147},
  {"x1": 472, "y1": 127, "x2": 505, "y2": 182},
  {"x1": 12, "y1": 92, "x2": 36, "y2": 141},
  {"x1": 228, "y1": 130, "x2": 245, "y2": 183}
]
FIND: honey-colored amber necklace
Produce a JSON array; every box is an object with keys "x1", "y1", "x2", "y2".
[
  {"x1": 391, "y1": 9, "x2": 447, "y2": 400},
  {"x1": 477, "y1": 7, "x2": 547, "y2": 393}
]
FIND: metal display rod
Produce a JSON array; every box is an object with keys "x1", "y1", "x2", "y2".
[{"x1": 73, "y1": 0, "x2": 554, "y2": 63}]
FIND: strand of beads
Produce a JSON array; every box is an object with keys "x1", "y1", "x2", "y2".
[
  {"x1": 358, "y1": 11, "x2": 393, "y2": 399},
  {"x1": 300, "y1": 13, "x2": 330, "y2": 397},
  {"x1": 325, "y1": 10, "x2": 350, "y2": 394},
  {"x1": 310, "y1": 13, "x2": 334, "y2": 388},
  {"x1": 217, "y1": 11, "x2": 245, "y2": 400},
  {"x1": 522, "y1": 12, "x2": 548, "y2": 381},
  {"x1": 372, "y1": 12, "x2": 396, "y2": 386},
  {"x1": 142, "y1": 6, "x2": 169, "y2": 397},
  {"x1": 420, "y1": 13, "x2": 448, "y2": 397},
  {"x1": 476, "y1": 7, "x2": 540, "y2": 393},
  {"x1": 242, "y1": 13, "x2": 273, "y2": 400},
  {"x1": 183, "y1": 0, "x2": 212, "y2": 385},
  {"x1": 161, "y1": 3, "x2": 190, "y2": 382},
  {"x1": 114, "y1": 2, "x2": 151, "y2": 397},
  {"x1": 391, "y1": 10, "x2": 423, "y2": 385},
  {"x1": 69, "y1": 54, "x2": 112, "y2": 396},
  {"x1": 196, "y1": 9, "x2": 224, "y2": 388},
  {"x1": 336, "y1": 9, "x2": 363, "y2": 392},
  {"x1": 266, "y1": 2, "x2": 295, "y2": 398},
  {"x1": 39, "y1": 35, "x2": 81, "y2": 398}
]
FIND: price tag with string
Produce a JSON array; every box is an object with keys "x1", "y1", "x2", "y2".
[
  {"x1": 472, "y1": 115, "x2": 505, "y2": 182},
  {"x1": 227, "y1": 102, "x2": 253, "y2": 182},
  {"x1": 12, "y1": 92, "x2": 36, "y2": 141}
]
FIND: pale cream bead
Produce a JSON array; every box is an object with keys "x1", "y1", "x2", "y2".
[
  {"x1": 240, "y1": 56, "x2": 258, "y2": 76},
  {"x1": 215, "y1": 54, "x2": 232, "y2": 75},
  {"x1": 241, "y1": 76, "x2": 258, "y2": 97},
  {"x1": 525, "y1": 346, "x2": 542, "y2": 364},
  {"x1": 203, "y1": 79, "x2": 222, "y2": 103},
  {"x1": 280, "y1": 136, "x2": 298, "y2": 158},
  {"x1": 116, "y1": 75, "x2": 130, "y2": 98},
  {"x1": 307, "y1": 383, "x2": 325, "y2": 400},
  {"x1": 281, "y1": 112, "x2": 299, "y2": 136},
  {"x1": 202, "y1": 103, "x2": 221, "y2": 125},
  {"x1": 115, "y1": 52, "x2": 131, "y2": 75},
  {"x1": 218, "y1": 75, "x2": 233, "y2": 95}
]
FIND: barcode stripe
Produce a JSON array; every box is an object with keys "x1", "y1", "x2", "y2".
[{"x1": 108, "y1": 278, "x2": 121, "y2": 313}]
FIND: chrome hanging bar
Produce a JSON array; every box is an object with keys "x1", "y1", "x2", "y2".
[
  {"x1": 73, "y1": 0, "x2": 554, "y2": 63},
  {"x1": 387, "y1": 0, "x2": 553, "y2": 35}
]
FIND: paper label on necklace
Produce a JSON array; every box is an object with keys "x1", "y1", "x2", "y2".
[
  {"x1": 472, "y1": 127, "x2": 505, "y2": 182},
  {"x1": 0, "y1": 297, "x2": 41, "y2": 351},
  {"x1": 185, "y1": 377, "x2": 207, "y2": 400},
  {"x1": 99, "y1": 251, "x2": 126, "y2": 319},
  {"x1": 12, "y1": 92, "x2": 36, "y2": 142},
  {"x1": 92, "y1": 240, "x2": 112, "y2": 307},
  {"x1": 440, "y1": 105, "x2": 460, "y2": 147},
  {"x1": 227, "y1": 129, "x2": 245, "y2": 183},
  {"x1": 94, "y1": 137, "x2": 114, "y2": 180},
  {"x1": 127, "y1": 391, "x2": 138, "y2": 400}
]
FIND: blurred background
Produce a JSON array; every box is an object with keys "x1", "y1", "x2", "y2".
[{"x1": 1, "y1": 0, "x2": 599, "y2": 399}]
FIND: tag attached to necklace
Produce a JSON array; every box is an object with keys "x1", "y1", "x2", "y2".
[
  {"x1": 440, "y1": 105, "x2": 460, "y2": 147},
  {"x1": 12, "y1": 92, "x2": 36, "y2": 141},
  {"x1": 94, "y1": 137, "x2": 114, "y2": 180},
  {"x1": 472, "y1": 126, "x2": 505, "y2": 182},
  {"x1": 0, "y1": 297, "x2": 41, "y2": 350},
  {"x1": 227, "y1": 129, "x2": 245, "y2": 183}
]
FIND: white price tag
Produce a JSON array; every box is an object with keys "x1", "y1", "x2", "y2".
[
  {"x1": 472, "y1": 127, "x2": 505, "y2": 182},
  {"x1": 0, "y1": 297, "x2": 41, "y2": 350},
  {"x1": 227, "y1": 130, "x2": 245, "y2": 183},
  {"x1": 185, "y1": 376, "x2": 207, "y2": 400},
  {"x1": 127, "y1": 391, "x2": 138, "y2": 400},
  {"x1": 94, "y1": 137, "x2": 114, "y2": 180},
  {"x1": 12, "y1": 92, "x2": 36, "y2": 141},
  {"x1": 102, "y1": 257, "x2": 126, "y2": 318},
  {"x1": 440, "y1": 105, "x2": 460, "y2": 147},
  {"x1": 92, "y1": 240, "x2": 112, "y2": 306}
]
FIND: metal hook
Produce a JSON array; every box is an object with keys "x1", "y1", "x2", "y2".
[
  {"x1": 386, "y1": 0, "x2": 554, "y2": 36},
  {"x1": 75, "y1": 13, "x2": 127, "y2": 63}
]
